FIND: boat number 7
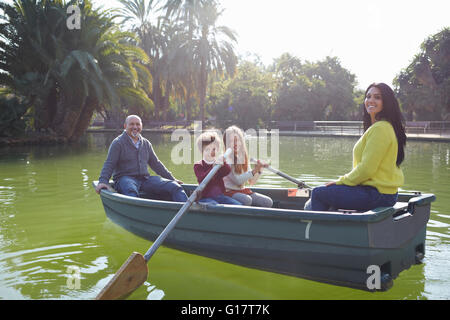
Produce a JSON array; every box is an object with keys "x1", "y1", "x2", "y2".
[{"x1": 301, "y1": 220, "x2": 312, "y2": 239}]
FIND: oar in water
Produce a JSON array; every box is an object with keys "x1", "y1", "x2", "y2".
[
  {"x1": 250, "y1": 158, "x2": 310, "y2": 189},
  {"x1": 96, "y1": 148, "x2": 233, "y2": 300}
]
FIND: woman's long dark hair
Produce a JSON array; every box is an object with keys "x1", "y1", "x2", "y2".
[{"x1": 363, "y1": 83, "x2": 406, "y2": 166}]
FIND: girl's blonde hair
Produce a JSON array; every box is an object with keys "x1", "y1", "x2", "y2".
[{"x1": 223, "y1": 126, "x2": 248, "y2": 174}]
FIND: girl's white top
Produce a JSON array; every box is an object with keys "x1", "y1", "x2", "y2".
[{"x1": 223, "y1": 155, "x2": 260, "y2": 190}]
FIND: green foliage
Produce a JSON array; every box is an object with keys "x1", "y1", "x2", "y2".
[
  {"x1": 353, "y1": 89, "x2": 365, "y2": 120},
  {"x1": 0, "y1": 94, "x2": 28, "y2": 137},
  {"x1": 209, "y1": 54, "x2": 359, "y2": 127},
  {"x1": 271, "y1": 54, "x2": 357, "y2": 121},
  {"x1": 209, "y1": 59, "x2": 273, "y2": 129},
  {"x1": 0, "y1": 0, "x2": 151, "y2": 140},
  {"x1": 394, "y1": 27, "x2": 450, "y2": 120}
]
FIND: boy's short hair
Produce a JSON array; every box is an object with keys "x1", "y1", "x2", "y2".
[{"x1": 196, "y1": 130, "x2": 221, "y2": 152}]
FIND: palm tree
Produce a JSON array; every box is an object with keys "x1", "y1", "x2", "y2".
[
  {"x1": 117, "y1": 0, "x2": 156, "y2": 27},
  {"x1": 0, "y1": 0, "x2": 60, "y2": 131},
  {"x1": 0, "y1": 0, "x2": 151, "y2": 141},
  {"x1": 118, "y1": 0, "x2": 187, "y2": 121},
  {"x1": 116, "y1": 0, "x2": 237, "y2": 124},
  {"x1": 191, "y1": 1, "x2": 237, "y2": 124},
  {"x1": 163, "y1": 0, "x2": 212, "y2": 121}
]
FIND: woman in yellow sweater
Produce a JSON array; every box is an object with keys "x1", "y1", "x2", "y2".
[{"x1": 306, "y1": 83, "x2": 406, "y2": 211}]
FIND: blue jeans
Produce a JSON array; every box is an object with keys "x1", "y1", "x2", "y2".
[
  {"x1": 199, "y1": 194, "x2": 242, "y2": 206},
  {"x1": 306, "y1": 184, "x2": 397, "y2": 212},
  {"x1": 115, "y1": 175, "x2": 188, "y2": 202}
]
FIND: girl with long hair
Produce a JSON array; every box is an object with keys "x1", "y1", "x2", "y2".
[{"x1": 223, "y1": 126, "x2": 273, "y2": 207}]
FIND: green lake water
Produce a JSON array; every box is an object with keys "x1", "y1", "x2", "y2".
[{"x1": 0, "y1": 132, "x2": 449, "y2": 300}]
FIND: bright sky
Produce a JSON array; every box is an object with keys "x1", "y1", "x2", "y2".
[
  {"x1": 15, "y1": 0, "x2": 446, "y2": 91},
  {"x1": 98, "y1": 0, "x2": 449, "y2": 90},
  {"x1": 216, "y1": 0, "x2": 450, "y2": 89}
]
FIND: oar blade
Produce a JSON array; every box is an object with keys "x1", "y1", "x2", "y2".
[{"x1": 96, "y1": 252, "x2": 148, "y2": 300}]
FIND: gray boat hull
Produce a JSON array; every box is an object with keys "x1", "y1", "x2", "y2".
[{"x1": 95, "y1": 182, "x2": 435, "y2": 291}]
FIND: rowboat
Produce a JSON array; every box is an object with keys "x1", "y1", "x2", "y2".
[{"x1": 93, "y1": 181, "x2": 435, "y2": 291}]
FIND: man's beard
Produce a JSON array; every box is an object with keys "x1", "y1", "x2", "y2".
[{"x1": 131, "y1": 130, "x2": 139, "y2": 137}]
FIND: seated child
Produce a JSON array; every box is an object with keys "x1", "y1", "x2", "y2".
[
  {"x1": 194, "y1": 131, "x2": 242, "y2": 206},
  {"x1": 223, "y1": 125, "x2": 273, "y2": 207}
]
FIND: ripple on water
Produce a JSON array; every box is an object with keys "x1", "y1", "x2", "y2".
[
  {"x1": 0, "y1": 243, "x2": 110, "y2": 299},
  {"x1": 423, "y1": 240, "x2": 450, "y2": 300}
]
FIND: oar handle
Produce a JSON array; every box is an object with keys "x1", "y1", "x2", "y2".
[
  {"x1": 143, "y1": 148, "x2": 232, "y2": 262},
  {"x1": 250, "y1": 158, "x2": 309, "y2": 188}
]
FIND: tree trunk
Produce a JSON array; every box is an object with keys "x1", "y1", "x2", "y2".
[
  {"x1": 32, "y1": 96, "x2": 46, "y2": 132},
  {"x1": 47, "y1": 86, "x2": 58, "y2": 128},
  {"x1": 185, "y1": 18, "x2": 195, "y2": 122},
  {"x1": 161, "y1": 81, "x2": 172, "y2": 121},
  {"x1": 199, "y1": 62, "x2": 208, "y2": 126},
  {"x1": 51, "y1": 92, "x2": 67, "y2": 132},
  {"x1": 185, "y1": 83, "x2": 193, "y2": 121},
  {"x1": 185, "y1": 95, "x2": 191, "y2": 121},
  {"x1": 152, "y1": 75, "x2": 162, "y2": 120},
  {"x1": 56, "y1": 107, "x2": 80, "y2": 141},
  {"x1": 70, "y1": 96, "x2": 97, "y2": 142},
  {"x1": 52, "y1": 93, "x2": 82, "y2": 141}
]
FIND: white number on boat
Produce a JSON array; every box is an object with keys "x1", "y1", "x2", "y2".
[{"x1": 301, "y1": 220, "x2": 312, "y2": 239}]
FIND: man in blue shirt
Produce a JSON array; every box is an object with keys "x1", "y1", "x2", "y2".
[{"x1": 95, "y1": 115, "x2": 188, "y2": 202}]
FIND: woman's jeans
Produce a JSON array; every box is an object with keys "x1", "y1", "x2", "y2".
[
  {"x1": 115, "y1": 175, "x2": 188, "y2": 202},
  {"x1": 198, "y1": 194, "x2": 242, "y2": 206},
  {"x1": 305, "y1": 184, "x2": 397, "y2": 212}
]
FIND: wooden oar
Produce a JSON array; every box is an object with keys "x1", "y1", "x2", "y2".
[
  {"x1": 96, "y1": 148, "x2": 233, "y2": 300},
  {"x1": 250, "y1": 158, "x2": 310, "y2": 189}
]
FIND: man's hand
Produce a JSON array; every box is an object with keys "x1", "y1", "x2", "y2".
[
  {"x1": 325, "y1": 181, "x2": 336, "y2": 187},
  {"x1": 95, "y1": 183, "x2": 110, "y2": 194}
]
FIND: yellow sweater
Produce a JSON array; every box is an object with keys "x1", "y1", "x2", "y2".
[{"x1": 336, "y1": 120, "x2": 404, "y2": 194}]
